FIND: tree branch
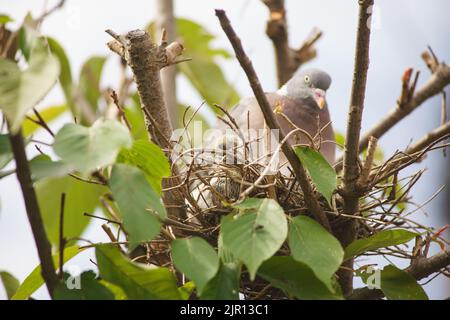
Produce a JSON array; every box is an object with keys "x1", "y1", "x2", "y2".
[
  {"x1": 106, "y1": 29, "x2": 187, "y2": 220},
  {"x1": 8, "y1": 127, "x2": 58, "y2": 297},
  {"x1": 349, "y1": 248, "x2": 450, "y2": 300},
  {"x1": 215, "y1": 9, "x2": 331, "y2": 231},
  {"x1": 335, "y1": 63, "x2": 450, "y2": 171},
  {"x1": 338, "y1": 0, "x2": 374, "y2": 296},
  {"x1": 262, "y1": 0, "x2": 322, "y2": 87}
]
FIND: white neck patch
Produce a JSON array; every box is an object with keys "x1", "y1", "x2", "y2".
[{"x1": 276, "y1": 85, "x2": 288, "y2": 96}]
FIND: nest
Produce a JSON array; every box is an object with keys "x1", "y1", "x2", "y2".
[{"x1": 127, "y1": 110, "x2": 449, "y2": 300}]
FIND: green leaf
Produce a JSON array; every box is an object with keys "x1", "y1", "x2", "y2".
[
  {"x1": 258, "y1": 256, "x2": 343, "y2": 300},
  {"x1": 344, "y1": 229, "x2": 418, "y2": 260},
  {"x1": 0, "y1": 38, "x2": 59, "y2": 133},
  {"x1": 96, "y1": 244, "x2": 181, "y2": 299},
  {"x1": 201, "y1": 262, "x2": 240, "y2": 300},
  {"x1": 0, "y1": 271, "x2": 20, "y2": 299},
  {"x1": 12, "y1": 246, "x2": 82, "y2": 300},
  {"x1": 29, "y1": 154, "x2": 72, "y2": 181},
  {"x1": 116, "y1": 139, "x2": 170, "y2": 194},
  {"x1": 380, "y1": 265, "x2": 428, "y2": 300},
  {"x1": 109, "y1": 164, "x2": 165, "y2": 249},
  {"x1": 221, "y1": 198, "x2": 288, "y2": 280},
  {"x1": 294, "y1": 146, "x2": 337, "y2": 203},
  {"x1": 98, "y1": 280, "x2": 127, "y2": 300},
  {"x1": 174, "y1": 18, "x2": 240, "y2": 109},
  {"x1": 46, "y1": 38, "x2": 73, "y2": 108},
  {"x1": 178, "y1": 281, "x2": 195, "y2": 300},
  {"x1": 78, "y1": 56, "x2": 106, "y2": 112},
  {"x1": 36, "y1": 176, "x2": 105, "y2": 245},
  {"x1": 0, "y1": 134, "x2": 12, "y2": 170},
  {"x1": 171, "y1": 237, "x2": 219, "y2": 295},
  {"x1": 0, "y1": 14, "x2": 13, "y2": 25},
  {"x1": 54, "y1": 271, "x2": 114, "y2": 300},
  {"x1": 22, "y1": 105, "x2": 67, "y2": 137},
  {"x1": 53, "y1": 119, "x2": 132, "y2": 175},
  {"x1": 288, "y1": 216, "x2": 343, "y2": 290}
]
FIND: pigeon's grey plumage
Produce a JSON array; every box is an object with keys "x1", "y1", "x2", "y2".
[{"x1": 214, "y1": 68, "x2": 335, "y2": 173}]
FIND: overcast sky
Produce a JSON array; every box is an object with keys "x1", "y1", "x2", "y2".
[{"x1": 1, "y1": 0, "x2": 449, "y2": 299}]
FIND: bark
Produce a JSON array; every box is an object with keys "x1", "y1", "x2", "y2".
[
  {"x1": 8, "y1": 127, "x2": 59, "y2": 297},
  {"x1": 338, "y1": 0, "x2": 374, "y2": 297}
]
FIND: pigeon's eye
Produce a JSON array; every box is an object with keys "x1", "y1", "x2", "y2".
[{"x1": 304, "y1": 75, "x2": 311, "y2": 84}]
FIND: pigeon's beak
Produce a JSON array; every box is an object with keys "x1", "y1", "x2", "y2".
[{"x1": 314, "y1": 89, "x2": 326, "y2": 109}]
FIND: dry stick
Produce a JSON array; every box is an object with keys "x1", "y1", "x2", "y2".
[
  {"x1": 8, "y1": 127, "x2": 58, "y2": 297},
  {"x1": 338, "y1": 0, "x2": 374, "y2": 297},
  {"x1": 215, "y1": 9, "x2": 331, "y2": 231},
  {"x1": 335, "y1": 63, "x2": 450, "y2": 171},
  {"x1": 405, "y1": 121, "x2": 450, "y2": 156},
  {"x1": 58, "y1": 193, "x2": 66, "y2": 280},
  {"x1": 349, "y1": 248, "x2": 450, "y2": 300}
]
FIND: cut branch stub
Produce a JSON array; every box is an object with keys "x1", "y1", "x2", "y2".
[{"x1": 106, "y1": 29, "x2": 187, "y2": 220}]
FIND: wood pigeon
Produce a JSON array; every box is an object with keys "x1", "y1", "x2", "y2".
[{"x1": 213, "y1": 68, "x2": 335, "y2": 173}]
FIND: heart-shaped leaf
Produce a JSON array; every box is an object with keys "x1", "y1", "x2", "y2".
[
  {"x1": 109, "y1": 164, "x2": 165, "y2": 249},
  {"x1": 0, "y1": 39, "x2": 59, "y2": 133},
  {"x1": 117, "y1": 139, "x2": 170, "y2": 194},
  {"x1": 53, "y1": 119, "x2": 131, "y2": 175},
  {"x1": 221, "y1": 198, "x2": 288, "y2": 280},
  {"x1": 171, "y1": 237, "x2": 219, "y2": 295},
  {"x1": 288, "y1": 216, "x2": 343, "y2": 290}
]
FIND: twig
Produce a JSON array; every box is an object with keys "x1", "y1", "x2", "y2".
[
  {"x1": 215, "y1": 9, "x2": 331, "y2": 231},
  {"x1": 335, "y1": 62, "x2": 450, "y2": 171},
  {"x1": 359, "y1": 136, "x2": 378, "y2": 186},
  {"x1": 349, "y1": 248, "x2": 450, "y2": 300},
  {"x1": 58, "y1": 193, "x2": 66, "y2": 279},
  {"x1": 338, "y1": 0, "x2": 374, "y2": 297},
  {"x1": 8, "y1": 126, "x2": 58, "y2": 297},
  {"x1": 110, "y1": 90, "x2": 132, "y2": 131}
]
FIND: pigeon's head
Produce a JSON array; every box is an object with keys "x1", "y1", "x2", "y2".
[{"x1": 279, "y1": 68, "x2": 332, "y2": 110}]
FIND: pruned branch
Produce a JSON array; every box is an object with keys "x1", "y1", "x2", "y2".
[
  {"x1": 106, "y1": 29, "x2": 187, "y2": 220},
  {"x1": 338, "y1": 0, "x2": 374, "y2": 296},
  {"x1": 8, "y1": 127, "x2": 59, "y2": 297},
  {"x1": 262, "y1": 0, "x2": 322, "y2": 87},
  {"x1": 349, "y1": 248, "x2": 450, "y2": 300},
  {"x1": 215, "y1": 9, "x2": 331, "y2": 231}
]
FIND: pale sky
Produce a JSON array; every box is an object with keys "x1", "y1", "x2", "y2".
[{"x1": 0, "y1": 0, "x2": 449, "y2": 299}]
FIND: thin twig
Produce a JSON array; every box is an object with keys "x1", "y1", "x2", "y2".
[
  {"x1": 58, "y1": 193, "x2": 66, "y2": 279},
  {"x1": 8, "y1": 126, "x2": 58, "y2": 297}
]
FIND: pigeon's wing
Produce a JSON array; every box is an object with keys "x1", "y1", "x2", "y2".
[{"x1": 277, "y1": 96, "x2": 336, "y2": 164}]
